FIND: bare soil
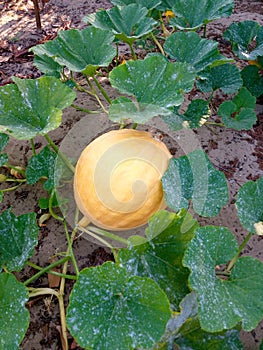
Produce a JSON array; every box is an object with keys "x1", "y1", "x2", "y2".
[{"x1": 0, "y1": 1, "x2": 263, "y2": 349}]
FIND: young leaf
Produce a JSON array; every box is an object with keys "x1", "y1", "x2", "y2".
[
  {"x1": 241, "y1": 65, "x2": 263, "y2": 98},
  {"x1": 183, "y1": 226, "x2": 263, "y2": 332},
  {"x1": 0, "y1": 273, "x2": 29, "y2": 349},
  {"x1": 26, "y1": 146, "x2": 57, "y2": 191},
  {"x1": 66, "y1": 262, "x2": 171, "y2": 350},
  {"x1": 83, "y1": 4, "x2": 157, "y2": 45},
  {"x1": 162, "y1": 149, "x2": 228, "y2": 217},
  {"x1": 111, "y1": 0, "x2": 161, "y2": 10},
  {"x1": 0, "y1": 76, "x2": 76, "y2": 140},
  {"x1": 31, "y1": 27, "x2": 116, "y2": 74},
  {"x1": 235, "y1": 176, "x2": 263, "y2": 234},
  {"x1": 163, "y1": 99, "x2": 210, "y2": 130},
  {"x1": 169, "y1": 0, "x2": 233, "y2": 30},
  {"x1": 197, "y1": 64, "x2": 242, "y2": 94},
  {"x1": 117, "y1": 210, "x2": 199, "y2": 309},
  {"x1": 223, "y1": 20, "x2": 263, "y2": 60},
  {"x1": 109, "y1": 55, "x2": 195, "y2": 122},
  {"x1": 218, "y1": 87, "x2": 257, "y2": 130},
  {"x1": 164, "y1": 32, "x2": 227, "y2": 72},
  {"x1": 0, "y1": 210, "x2": 38, "y2": 271}
]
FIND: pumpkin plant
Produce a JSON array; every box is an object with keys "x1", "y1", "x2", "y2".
[{"x1": 0, "y1": 0, "x2": 263, "y2": 349}]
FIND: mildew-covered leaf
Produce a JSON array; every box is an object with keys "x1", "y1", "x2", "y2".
[
  {"x1": 169, "y1": 0, "x2": 233, "y2": 30},
  {"x1": 236, "y1": 177, "x2": 263, "y2": 234},
  {"x1": 31, "y1": 27, "x2": 115, "y2": 74},
  {"x1": 84, "y1": 4, "x2": 157, "y2": 45},
  {"x1": 0, "y1": 273, "x2": 29, "y2": 349},
  {"x1": 223, "y1": 20, "x2": 263, "y2": 60},
  {"x1": 183, "y1": 226, "x2": 263, "y2": 332},
  {"x1": 66, "y1": 262, "x2": 171, "y2": 350},
  {"x1": 0, "y1": 133, "x2": 9, "y2": 166},
  {"x1": 162, "y1": 150, "x2": 228, "y2": 217},
  {"x1": 164, "y1": 31, "x2": 227, "y2": 72},
  {"x1": 109, "y1": 55, "x2": 195, "y2": 122},
  {"x1": 197, "y1": 63, "x2": 242, "y2": 94},
  {"x1": 31, "y1": 53, "x2": 62, "y2": 77},
  {"x1": 218, "y1": 87, "x2": 257, "y2": 130},
  {"x1": 0, "y1": 76, "x2": 76, "y2": 140},
  {"x1": 0, "y1": 210, "x2": 38, "y2": 271},
  {"x1": 118, "y1": 210, "x2": 199, "y2": 309}
]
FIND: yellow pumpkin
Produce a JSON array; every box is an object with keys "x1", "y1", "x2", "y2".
[{"x1": 74, "y1": 129, "x2": 172, "y2": 231}]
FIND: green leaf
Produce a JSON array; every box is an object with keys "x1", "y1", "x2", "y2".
[
  {"x1": 183, "y1": 226, "x2": 263, "y2": 332},
  {"x1": 0, "y1": 154, "x2": 8, "y2": 167},
  {"x1": 0, "y1": 133, "x2": 9, "y2": 151},
  {"x1": 32, "y1": 53, "x2": 62, "y2": 77},
  {"x1": 175, "y1": 319, "x2": 243, "y2": 350},
  {"x1": 162, "y1": 150, "x2": 228, "y2": 217},
  {"x1": 163, "y1": 99, "x2": 210, "y2": 130},
  {"x1": 109, "y1": 55, "x2": 195, "y2": 122},
  {"x1": 31, "y1": 27, "x2": 115, "y2": 74},
  {"x1": 0, "y1": 76, "x2": 76, "y2": 140},
  {"x1": 83, "y1": 4, "x2": 157, "y2": 45},
  {"x1": 169, "y1": 0, "x2": 233, "y2": 30},
  {"x1": 0, "y1": 191, "x2": 3, "y2": 203},
  {"x1": 26, "y1": 146, "x2": 57, "y2": 191},
  {"x1": 0, "y1": 210, "x2": 38, "y2": 271},
  {"x1": 241, "y1": 65, "x2": 263, "y2": 98},
  {"x1": 235, "y1": 177, "x2": 263, "y2": 234},
  {"x1": 218, "y1": 87, "x2": 257, "y2": 130},
  {"x1": 223, "y1": 20, "x2": 263, "y2": 60},
  {"x1": 111, "y1": 0, "x2": 161, "y2": 10},
  {"x1": 66, "y1": 262, "x2": 171, "y2": 350},
  {"x1": 0, "y1": 273, "x2": 29, "y2": 349},
  {"x1": 197, "y1": 63, "x2": 242, "y2": 94},
  {"x1": 164, "y1": 32, "x2": 227, "y2": 72},
  {"x1": 118, "y1": 210, "x2": 199, "y2": 309}
]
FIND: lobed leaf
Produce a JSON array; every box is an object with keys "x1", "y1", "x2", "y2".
[
  {"x1": 162, "y1": 149, "x2": 229, "y2": 217},
  {"x1": 109, "y1": 55, "x2": 195, "y2": 122},
  {"x1": 31, "y1": 27, "x2": 116, "y2": 74},
  {"x1": 183, "y1": 226, "x2": 263, "y2": 332},
  {"x1": 0, "y1": 210, "x2": 38, "y2": 271},
  {"x1": 235, "y1": 176, "x2": 263, "y2": 234},
  {"x1": 26, "y1": 146, "x2": 57, "y2": 191},
  {"x1": 0, "y1": 273, "x2": 29, "y2": 349},
  {"x1": 197, "y1": 63, "x2": 242, "y2": 94},
  {"x1": 118, "y1": 210, "x2": 199, "y2": 309},
  {"x1": 241, "y1": 65, "x2": 263, "y2": 98},
  {"x1": 164, "y1": 31, "x2": 227, "y2": 72},
  {"x1": 223, "y1": 20, "x2": 263, "y2": 60},
  {"x1": 169, "y1": 0, "x2": 233, "y2": 30},
  {"x1": 66, "y1": 262, "x2": 171, "y2": 350},
  {"x1": 218, "y1": 87, "x2": 257, "y2": 130},
  {"x1": 83, "y1": 4, "x2": 157, "y2": 45},
  {"x1": 111, "y1": 0, "x2": 161, "y2": 10},
  {"x1": 0, "y1": 76, "x2": 76, "y2": 140},
  {"x1": 163, "y1": 99, "x2": 210, "y2": 131}
]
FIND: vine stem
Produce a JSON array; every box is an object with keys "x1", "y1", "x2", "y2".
[
  {"x1": 92, "y1": 76, "x2": 112, "y2": 104},
  {"x1": 226, "y1": 232, "x2": 253, "y2": 272},
  {"x1": 24, "y1": 256, "x2": 71, "y2": 286},
  {"x1": 78, "y1": 225, "x2": 113, "y2": 249},
  {"x1": 129, "y1": 42, "x2": 137, "y2": 60},
  {"x1": 30, "y1": 138, "x2": 36, "y2": 156},
  {"x1": 26, "y1": 261, "x2": 77, "y2": 280},
  {"x1": 71, "y1": 103, "x2": 100, "y2": 114},
  {"x1": 44, "y1": 134, "x2": 75, "y2": 174},
  {"x1": 88, "y1": 226, "x2": 128, "y2": 245},
  {"x1": 1, "y1": 183, "x2": 23, "y2": 192},
  {"x1": 86, "y1": 78, "x2": 108, "y2": 113},
  {"x1": 150, "y1": 32, "x2": 165, "y2": 55}
]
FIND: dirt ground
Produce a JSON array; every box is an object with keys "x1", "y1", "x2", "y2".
[{"x1": 0, "y1": 0, "x2": 263, "y2": 349}]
